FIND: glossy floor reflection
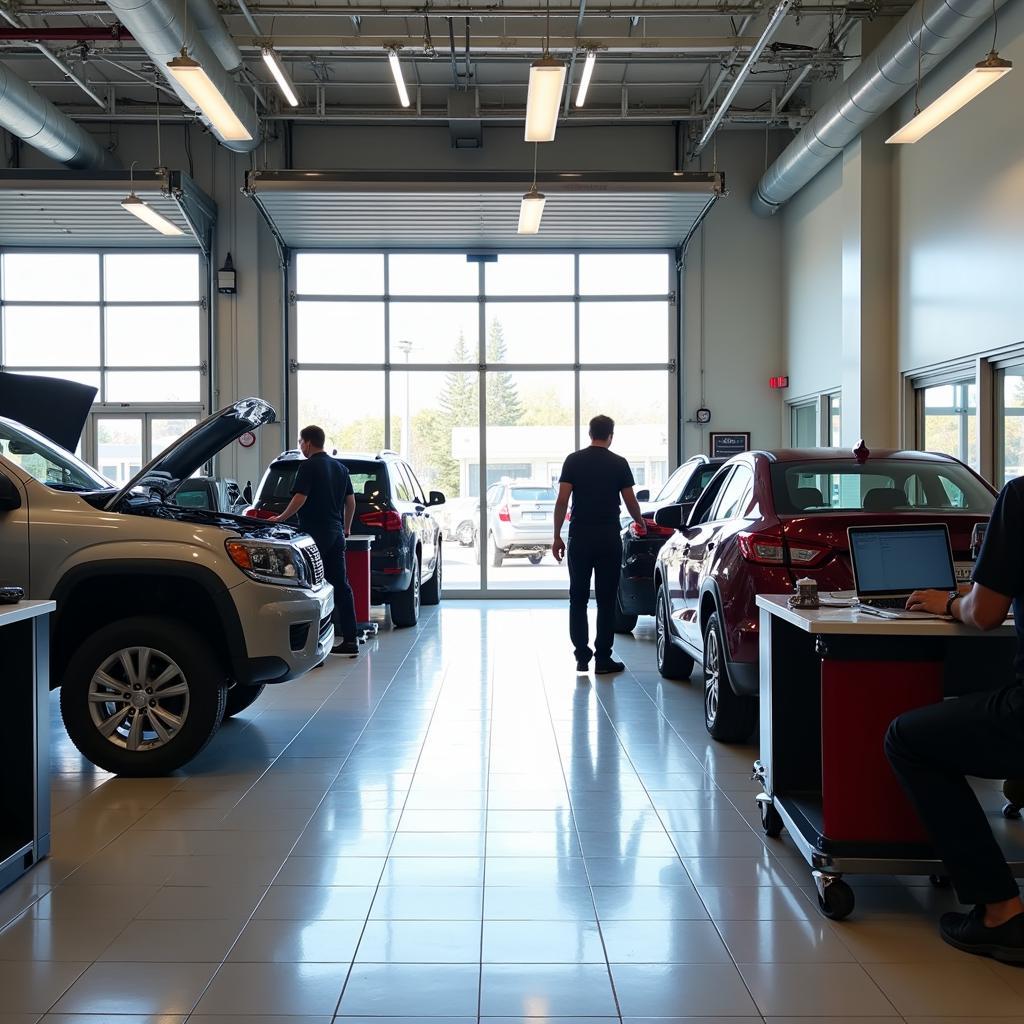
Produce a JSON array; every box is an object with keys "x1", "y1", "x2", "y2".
[{"x1": 0, "y1": 600, "x2": 1021, "y2": 1022}]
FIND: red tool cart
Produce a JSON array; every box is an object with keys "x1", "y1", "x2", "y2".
[{"x1": 345, "y1": 535, "x2": 378, "y2": 639}]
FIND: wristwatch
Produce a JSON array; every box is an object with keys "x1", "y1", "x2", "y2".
[{"x1": 944, "y1": 591, "x2": 960, "y2": 618}]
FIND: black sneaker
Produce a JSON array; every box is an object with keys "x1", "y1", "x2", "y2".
[
  {"x1": 332, "y1": 639, "x2": 359, "y2": 656},
  {"x1": 940, "y1": 905, "x2": 1024, "y2": 964},
  {"x1": 594, "y1": 658, "x2": 625, "y2": 675},
  {"x1": 576, "y1": 659, "x2": 590, "y2": 672}
]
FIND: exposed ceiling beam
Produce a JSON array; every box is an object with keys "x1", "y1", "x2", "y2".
[{"x1": 231, "y1": 33, "x2": 761, "y2": 51}]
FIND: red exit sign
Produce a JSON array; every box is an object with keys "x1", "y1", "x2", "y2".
[{"x1": 769, "y1": 376, "x2": 790, "y2": 389}]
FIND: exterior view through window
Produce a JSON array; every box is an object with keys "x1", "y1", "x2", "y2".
[{"x1": 292, "y1": 251, "x2": 674, "y2": 593}]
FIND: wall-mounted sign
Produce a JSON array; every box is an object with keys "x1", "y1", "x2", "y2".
[
  {"x1": 710, "y1": 431, "x2": 751, "y2": 459},
  {"x1": 769, "y1": 376, "x2": 790, "y2": 390},
  {"x1": 238, "y1": 431, "x2": 256, "y2": 449}
]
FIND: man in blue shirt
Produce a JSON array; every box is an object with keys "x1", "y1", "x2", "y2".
[
  {"x1": 272, "y1": 425, "x2": 359, "y2": 656},
  {"x1": 886, "y1": 477, "x2": 1024, "y2": 962}
]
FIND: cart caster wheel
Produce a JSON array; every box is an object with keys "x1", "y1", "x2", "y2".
[
  {"x1": 928, "y1": 873, "x2": 951, "y2": 888},
  {"x1": 817, "y1": 879, "x2": 855, "y2": 921},
  {"x1": 758, "y1": 799, "x2": 783, "y2": 839},
  {"x1": 1003, "y1": 801, "x2": 1022, "y2": 820}
]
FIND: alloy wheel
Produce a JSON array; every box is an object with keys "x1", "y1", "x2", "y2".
[
  {"x1": 656, "y1": 594, "x2": 667, "y2": 666},
  {"x1": 88, "y1": 646, "x2": 190, "y2": 752},
  {"x1": 704, "y1": 629, "x2": 720, "y2": 729}
]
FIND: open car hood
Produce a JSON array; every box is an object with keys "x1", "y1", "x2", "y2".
[
  {"x1": 0, "y1": 371, "x2": 97, "y2": 452},
  {"x1": 106, "y1": 398, "x2": 276, "y2": 511}
]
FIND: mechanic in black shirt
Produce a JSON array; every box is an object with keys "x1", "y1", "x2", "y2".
[
  {"x1": 271, "y1": 425, "x2": 359, "y2": 657},
  {"x1": 553, "y1": 415, "x2": 646, "y2": 675},
  {"x1": 886, "y1": 477, "x2": 1024, "y2": 962}
]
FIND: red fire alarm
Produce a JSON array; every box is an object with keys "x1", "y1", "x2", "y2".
[{"x1": 769, "y1": 376, "x2": 790, "y2": 390}]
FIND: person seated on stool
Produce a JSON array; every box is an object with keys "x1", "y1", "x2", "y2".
[{"x1": 886, "y1": 477, "x2": 1024, "y2": 963}]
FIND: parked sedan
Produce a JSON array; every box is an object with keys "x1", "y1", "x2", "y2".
[
  {"x1": 613, "y1": 455, "x2": 725, "y2": 632},
  {"x1": 653, "y1": 447, "x2": 997, "y2": 742}
]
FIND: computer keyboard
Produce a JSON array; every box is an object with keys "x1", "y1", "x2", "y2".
[{"x1": 862, "y1": 597, "x2": 909, "y2": 610}]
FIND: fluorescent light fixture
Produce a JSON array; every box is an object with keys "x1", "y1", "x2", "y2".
[
  {"x1": 887, "y1": 51, "x2": 1012, "y2": 144},
  {"x1": 120, "y1": 193, "x2": 184, "y2": 236},
  {"x1": 388, "y1": 47, "x2": 410, "y2": 108},
  {"x1": 575, "y1": 50, "x2": 596, "y2": 108},
  {"x1": 517, "y1": 185, "x2": 546, "y2": 234},
  {"x1": 167, "y1": 48, "x2": 252, "y2": 141},
  {"x1": 525, "y1": 56, "x2": 566, "y2": 141},
  {"x1": 262, "y1": 46, "x2": 299, "y2": 107}
]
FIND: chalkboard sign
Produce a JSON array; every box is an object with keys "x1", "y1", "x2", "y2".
[{"x1": 710, "y1": 432, "x2": 750, "y2": 459}]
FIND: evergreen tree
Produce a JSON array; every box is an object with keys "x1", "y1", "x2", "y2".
[
  {"x1": 485, "y1": 319, "x2": 523, "y2": 426},
  {"x1": 438, "y1": 331, "x2": 479, "y2": 426}
]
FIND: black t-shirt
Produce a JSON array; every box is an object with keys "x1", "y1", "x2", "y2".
[
  {"x1": 559, "y1": 446, "x2": 634, "y2": 535},
  {"x1": 972, "y1": 477, "x2": 1024, "y2": 675},
  {"x1": 291, "y1": 452, "x2": 353, "y2": 545}
]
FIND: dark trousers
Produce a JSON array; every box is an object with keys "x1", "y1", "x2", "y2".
[
  {"x1": 318, "y1": 533, "x2": 358, "y2": 643},
  {"x1": 568, "y1": 530, "x2": 622, "y2": 663},
  {"x1": 885, "y1": 683, "x2": 1024, "y2": 906}
]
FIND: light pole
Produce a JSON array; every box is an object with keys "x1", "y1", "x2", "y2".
[{"x1": 396, "y1": 339, "x2": 413, "y2": 458}]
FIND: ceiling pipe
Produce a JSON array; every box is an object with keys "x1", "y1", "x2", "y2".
[
  {"x1": 775, "y1": 14, "x2": 855, "y2": 110},
  {"x1": 700, "y1": 13, "x2": 753, "y2": 112},
  {"x1": 0, "y1": 26, "x2": 132, "y2": 39},
  {"x1": 752, "y1": 0, "x2": 1012, "y2": 215},
  {"x1": 187, "y1": 0, "x2": 243, "y2": 70},
  {"x1": 0, "y1": 58, "x2": 116, "y2": 165},
  {"x1": 102, "y1": 0, "x2": 260, "y2": 150},
  {"x1": 234, "y1": 0, "x2": 263, "y2": 36}
]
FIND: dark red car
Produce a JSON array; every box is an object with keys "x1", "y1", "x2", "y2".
[{"x1": 652, "y1": 447, "x2": 997, "y2": 742}]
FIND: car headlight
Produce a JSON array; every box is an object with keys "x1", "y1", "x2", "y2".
[{"x1": 225, "y1": 539, "x2": 309, "y2": 587}]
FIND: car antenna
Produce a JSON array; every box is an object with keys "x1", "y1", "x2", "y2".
[{"x1": 853, "y1": 440, "x2": 870, "y2": 464}]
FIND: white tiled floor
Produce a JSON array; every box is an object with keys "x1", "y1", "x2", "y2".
[{"x1": 2, "y1": 600, "x2": 1023, "y2": 1021}]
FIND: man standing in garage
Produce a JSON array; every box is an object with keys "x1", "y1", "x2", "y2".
[
  {"x1": 553, "y1": 414, "x2": 647, "y2": 674},
  {"x1": 271, "y1": 425, "x2": 359, "y2": 657},
  {"x1": 887, "y1": 476, "x2": 1024, "y2": 962}
]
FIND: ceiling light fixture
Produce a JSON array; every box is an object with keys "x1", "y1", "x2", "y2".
[
  {"x1": 525, "y1": 0, "x2": 565, "y2": 141},
  {"x1": 575, "y1": 49, "x2": 597, "y2": 108},
  {"x1": 262, "y1": 46, "x2": 300, "y2": 107},
  {"x1": 167, "y1": 48, "x2": 252, "y2": 141},
  {"x1": 887, "y1": 0, "x2": 1011, "y2": 144},
  {"x1": 120, "y1": 162, "x2": 184, "y2": 236},
  {"x1": 518, "y1": 143, "x2": 546, "y2": 234},
  {"x1": 387, "y1": 46, "x2": 411, "y2": 108}
]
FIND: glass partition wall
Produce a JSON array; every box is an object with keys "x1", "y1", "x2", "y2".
[{"x1": 291, "y1": 251, "x2": 676, "y2": 596}]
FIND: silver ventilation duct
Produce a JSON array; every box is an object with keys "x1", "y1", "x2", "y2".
[
  {"x1": 188, "y1": 0, "x2": 244, "y2": 72},
  {"x1": 0, "y1": 60, "x2": 115, "y2": 168},
  {"x1": 103, "y1": 0, "x2": 259, "y2": 151},
  {"x1": 751, "y1": 0, "x2": 1011, "y2": 216}
]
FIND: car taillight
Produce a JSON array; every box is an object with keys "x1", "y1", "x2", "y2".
[
  {"x1": 360, "y1": 510, "x2": 403, "y2": 531},
  {"x1": 498, "y1": 505, "x2": 511, "y2": 522},
  {"x1": 788, "y1": 540, "x2": 831, "y2": 567},
  {"x1": 738, "y1": 529, "x2": 830, "y2": 568},
  {"x1": 630, "y1": 516, "x2": 674, "y2": 539},
  {"x1": 244, "y1": 507, "x2": 276, "y2": 520}
]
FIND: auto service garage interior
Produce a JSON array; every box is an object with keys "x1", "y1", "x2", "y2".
[{"x1": 1, "y1": 0, "x2": 1023, "y2": 1014}]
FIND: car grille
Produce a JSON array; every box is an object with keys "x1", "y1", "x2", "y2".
[
  {"x1": 318, "y1": 614, "x2": 333, "y2": 645},
  {"x1": 297, "y1": 539, "x2": 325, "y2": 588}
]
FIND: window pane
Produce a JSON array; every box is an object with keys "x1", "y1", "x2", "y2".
[
  {"x1": 389, "y1": 254, "x2": 478, "y2": 296},
  {"x1": 97, "y1": 417, "x2": 143, "y2": 488},
  {"x1": 104, "y1": 253, "x2": 200, "y2": 302},
  {"x1": 579, "y1": 253, "x2": 669, "y2": 295},
  {"x1": 579, "y1": 302, "x2": 667, "y2": 363},
  {"x1": 296, "y1": 302, "x2": 385, "y2": 363},
  {"x1": 1000, "y1": 369, "x2": 1024, "y2": 485},
  {"x1": 921, "y1": 380, "x2": 977, "y2": 468},
  {"x1": 3, "y1": 307, "x2": 100, "y2": 366},
  {"x1": 297, "y1": 370, "x2": 386, "y2": 454},
  {"x1": 792, "y1": 403, "x2": 817, "y2": 447},
  {"x1": 8, "y1": 369, "x2": 100, "y2": 392},
  {"x1": 484, "y1": 303, "x2": 574, "y2": 363},
  {"x1": 485, "y1": 254, "x2": 574, "y2": 295},
  {"x1": 105, "y1": 371, "x2": 201, "y2": 403},
  {"x1": 829, "y1": 394, "x2": 842, "y2": 446},
  {"x1": 2, "y1": 253, "x2": 99, "y2": 301},
  {"x1": 106, "y1": 307, "x2": 201, "y2": 366},
  {"x1": 296, "y1": 253, "x2": 384, "y2": 295},
  {"x1": 152, "y1": 417, "x2": 197, "y2": 457},
  {"x1": 580, "y1": 370, "x2": 669, "y2": 497},
  {"x1": 389, "y1": 303, "x2": 478, "y2": 363}
]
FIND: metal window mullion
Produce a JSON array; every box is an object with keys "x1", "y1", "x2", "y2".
[
  {"x1": 384, "y1": 254, "x2": 391, "y2": 451},
  {"x1": 573, "y1": 253, "x2": 581, "y2": 453},
  {"x1": 478, "y1": 257, "x2": 487, "y2": 594},
  {"x1": 99, "y1": 253, "x2": 106, "y2": 404}
]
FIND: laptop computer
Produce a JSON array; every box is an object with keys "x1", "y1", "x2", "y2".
[{"x1": 847, "y1": 523, "x2": 957, "y2": 619}]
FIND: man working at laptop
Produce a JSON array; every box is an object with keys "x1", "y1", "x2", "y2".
[{"x1": 885, "y1": 477, "x2": 1024, "y2": 963}]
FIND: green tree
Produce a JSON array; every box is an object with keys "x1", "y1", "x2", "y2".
[
  {"x1": 520, "y1": 387, "x2": 574, "y2": 427},
  {"x1": 411, "y1": 407, "x2": 459, "y2": 496},
  {"x1": 439, "y1": 332, "x2": 479, "y2": 427},
  {"x1": 485, "y1": 319, "x2": 523, "y2": 425}
]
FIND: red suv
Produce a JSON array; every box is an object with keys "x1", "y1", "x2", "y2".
[{"x1": 653, "y1": 447, "x2": 997, "y2": 742}]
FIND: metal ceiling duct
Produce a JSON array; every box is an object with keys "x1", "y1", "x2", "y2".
[
  {"x1": 102, "y1": 0, "x2": 259, "y2": 151},
  {"x1": 751, "y1": 0, "x2": 1011, "y2": 216},
  {"x1": 187, "y1": 0, "x2": 243, "y2": 71},
  {"x1": 0, "y1": 60, "x2": 116, "y2": 168}
]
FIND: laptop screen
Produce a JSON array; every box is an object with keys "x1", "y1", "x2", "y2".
[{"x1": 848, "y1": 525, "x2": 957, "y2": 597}]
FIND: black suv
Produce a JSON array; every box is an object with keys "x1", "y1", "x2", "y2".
[{"x1": 247, "y1": 450, "x2": 444, "y2": 627}]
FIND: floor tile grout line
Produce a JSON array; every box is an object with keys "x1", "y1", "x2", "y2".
[{"x1": 477, "y1": 617, "x2": 497, "y2": 1024}]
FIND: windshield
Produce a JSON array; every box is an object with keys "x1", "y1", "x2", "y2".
[
  {"x1": 511, "y1": 487, "x2": 556, "y2": 501},
  {"x1": 261, "y1": 459, "x2": 383, "y2": 503},
  {"x1": 771, "y1": 459, "x2": 994, "y2": 515},
  {"x1": 0, "y1": 418, "x2": 109, "y2": 491}
]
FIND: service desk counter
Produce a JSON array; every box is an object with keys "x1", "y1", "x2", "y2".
[
  {"x1": 0, "y1": 600, "x2": 53, "y2": 892},
  {"x1": 754, "y1": 593, "x2": 1021, "y2": 920}
]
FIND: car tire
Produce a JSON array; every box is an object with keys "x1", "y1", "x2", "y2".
[
  {"x1": 703, "y1": 612, "x2": 756, "y2": 743},
  {"x1": 59, "y1": 616, "x2": 227, "y2": 777},
  {"x1": 528, "y1": 553, "x2": 544, "y2": 565},
  {"x1": 421, "y1": 544, "x2": 443, "y2": 606},
  {"x1": 613, "y1": 596, "x2": 639, "y2": 634},
  {"x1": 390, "y1": 557, "x2": 421, "y2": 627},
  {"x1": 656, "y1": 587, "x2": 694, "y2": 680},
  {"x1": 224, "y1": 683, "x2": 266, "y2": 719},
  {"x1": 488, "y1": 533, "x2": 504, "y2": 568}
]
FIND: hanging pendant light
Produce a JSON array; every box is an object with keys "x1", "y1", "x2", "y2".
[
  {"x1": 120, "y1": 162, "x2": 183, "y2": 236},
  {"x1": 525, "y1": 0, "x2": 565, "y2": 141},
  {"x1": 518, "y1": 143, "x2": 547, "y2": 234}
]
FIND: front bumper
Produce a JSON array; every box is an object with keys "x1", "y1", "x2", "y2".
[{"x1": 232, "y1": 580, "x2": 335, "y2": 684}]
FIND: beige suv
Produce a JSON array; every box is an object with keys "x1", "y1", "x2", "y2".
[{"x1": 0, "y1": 397, "x2": 334, "y2": 776}]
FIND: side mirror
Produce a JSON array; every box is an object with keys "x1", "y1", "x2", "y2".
[
  {"x1": 654, "y1": 501, "x2": 695, "y2": 531},
  {"x1": 0, "y1": 474, "x2": 22, "y2": 512},
  {"x1": 635, "y1": 488, "x2": 650, "y2": 502},
  {"x1": 428, "y1": 491, "x2": 446, "y2": 507}
]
